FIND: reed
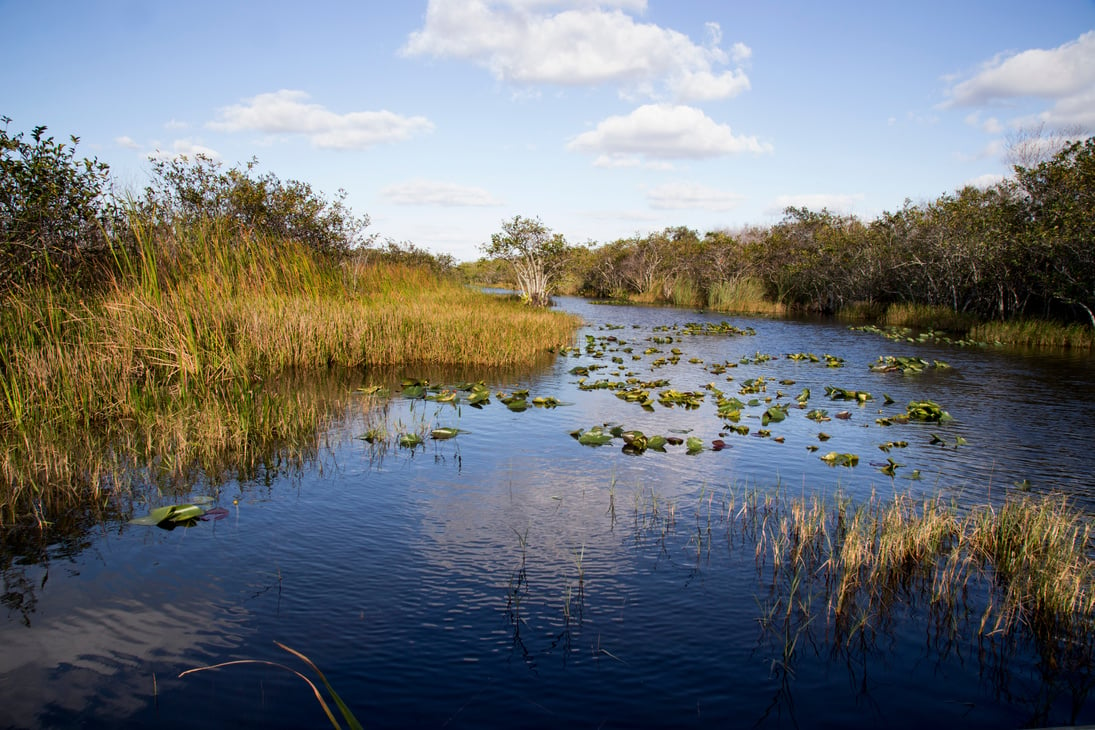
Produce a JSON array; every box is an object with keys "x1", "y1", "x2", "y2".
[
  {"x1": 0, "y1": 221, "x2": 578, "y2": 525},
  {"x1": 882, "y1": 303, "x2": 976, "y2": 332},
  {"x1": 707, "y1": 277, "x2": 785, "y2": 316},
  {"x1": 736, "y1": 488, "x2": 1095, "y2": 650},
  {"x1": 969, "y1": 318, "x2": 1094, "y2": 348}
]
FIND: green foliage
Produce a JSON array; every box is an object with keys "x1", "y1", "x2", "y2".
[
  {"x1": 482, "y1": 215, "x2": 569, "y2": 306},
  {"x1": 0, "y1": 116, "x2": 119, "y2": 291},
  {"x1": 140, "y1": 154, "x2": 372, "y2": 257}
]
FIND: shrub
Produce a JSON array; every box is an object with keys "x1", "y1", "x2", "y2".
[
  {"x1": 0, "y1": 116, "x2": 120, "y2": 291},
  {"x1": 138, "y1": 154, "x2": 372, "y2": 257}
]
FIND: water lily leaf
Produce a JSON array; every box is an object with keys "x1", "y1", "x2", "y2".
[
  {"x1": 402, "y1": 384, "x2": 426, "y2": 399},
  {"x1": 130, "y1": 503, "x2": 207, "y2": 526},
  {"x1": 820, "y1": 452, "x2": 859, "y2": 467},
  {"x1": 685, "y1": 436, "x2": 704, "y2": 454},
  {"x1": 578, "y1": 431, "x2": 614, "y2": 446},
  {"x1": 430, "y1": 427, "x2": 463, "y2": 440},
  {"x1": 907, "y1": 400, "x2": 952, "y2": 422},
  {"x1": 646, "y1": 435, "x2": 668, "y2": 452},
  {"x1": 398, "y1": 433, "x2": 424, "y2": 448},
  {"x1": 762, "y1": 406, "x2": 788, "y2": 426}
]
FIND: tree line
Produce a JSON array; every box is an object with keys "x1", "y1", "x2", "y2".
[{"x1": 478, "y1": 137, "x2": 1095, "y2": 329}]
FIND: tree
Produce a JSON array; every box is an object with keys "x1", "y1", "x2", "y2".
[
  {"x1": 1016, "y1": 137, "x2": 1095, "y2": 327},
  {"x1": 141, "y1": 154, "x2": 372, "y2": 256},
  {"x1": 482, "y1": 215, "x2": 568, "y2": 306},
  {"x1": 0, "y1": 116, "x2": 119, "y2": 291}
]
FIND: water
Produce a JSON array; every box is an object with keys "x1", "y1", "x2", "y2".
[{"x1": 3, "y1": 296, "x2": 1095, "y2": 729}]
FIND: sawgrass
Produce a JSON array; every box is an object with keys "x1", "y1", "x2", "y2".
[{"x1": 0, "y1": 221, "x2": 578, "y2": 525}]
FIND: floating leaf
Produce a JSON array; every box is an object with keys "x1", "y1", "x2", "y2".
[
  {"x1": 398, "y1": 433, "x2": 424, "y2": 448},
  {"x1": 907, "y1": 400, "x2": 952, "y2": 422},
  {"x1": 130, "y1": 503, "x2": 207, "y2": 526},
  {"x1": 430, "y1": 427, "x2": 463, "y2": 440},
  {"x1": 820, "y1": 452, "x2": 859, "y2": 467}
]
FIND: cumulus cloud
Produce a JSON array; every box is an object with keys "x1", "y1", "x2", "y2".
[
  {"x1": 401, "y1": 0, "x2": 752, "y2": 102},
  {"x1": 965, "y1": 173, "x2": 1005, "y2": 189},
  {"x1": 770, "y1": 193, "x2": 864, "y2": 214},
  {"x1": 147, "y1": 139, "x2": 220, "y2": 161},
  {"x1": 208, "y1": 90, "x2": 434, "y2": 150},
  {"x1": 567, "y1": 103, "x2": 772, "y2": 163},
  {"x1": 647, "y1": 181, "x2": 743, "y2": 211},
  {"x1": 946, "y1": 30, "x2": 1095, "y2": 127},
  {"x1": 115, "y1": 136, "x2": 141, "y2": 150},
  {"x1": 380, "y1": 179, "x2": 504, "y2": 206}
]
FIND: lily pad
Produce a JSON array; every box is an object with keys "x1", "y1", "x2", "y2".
[{"x1": 130, "y1": 502, "x2": 208, "y2": 526}]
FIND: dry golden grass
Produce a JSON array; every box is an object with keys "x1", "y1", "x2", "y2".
[{"x1": 0, "y1": 223, "x2": 579, "y2": 524}]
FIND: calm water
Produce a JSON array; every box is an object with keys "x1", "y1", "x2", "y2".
[{"x1": 3, "y1": 297, "x2": 1095, "y2": 729}]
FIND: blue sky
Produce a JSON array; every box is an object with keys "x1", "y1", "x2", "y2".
[{"x1": 4, "y1": 1, "x2": 1094, "y2": 261}]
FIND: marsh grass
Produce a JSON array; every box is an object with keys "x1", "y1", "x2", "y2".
[
  {"x1": 707, "y1": 277, "x2": 786, "y2": 316},
  {"x1": 0, "y1": 221, "x2": 578, "y2": 525},
  {"x1": 882, "y1": 303, "x2": 977, "y2": 332},
  {"x1": 726, "y1": 487, "x2": 1095, "y2": 653},
  {"x1": 969, "y1": 318, "x2": 1094, "y2": 348}
]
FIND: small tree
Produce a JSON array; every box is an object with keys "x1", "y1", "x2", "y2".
[
  {"x1": 141, "y1": 154, "x2": 372, "y2": 256},
  {"x1": 0, "y1": 116, "x2": 118, "y2": 291},
  {"x1": 482, "y1": 215, "x2": 568, "y2": 306}
]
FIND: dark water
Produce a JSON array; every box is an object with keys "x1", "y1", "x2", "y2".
[{"x1": 3, "y1": 297, "x2": 1095, "y2": 729}]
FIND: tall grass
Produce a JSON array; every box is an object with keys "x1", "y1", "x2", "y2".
[
  {"x1": 0, "y1": 221, "x2": 578, "y2": 525},
  {"x1": 969, "y1": 318, "x2": 1094, "y2": 348},
  {"x1": 707, "y1": 277, "x2": 785, "y2": 315},
  {"x1": 882, "y1": 302, "x2": 977, "y2": 332},
  {"x1": 734, "y1": 488, "x2": 1095, "y2": 651}
]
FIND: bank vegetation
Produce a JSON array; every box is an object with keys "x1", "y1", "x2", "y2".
[{"x1": 0, "y1": 117, "x2": 576, "y2": 525}]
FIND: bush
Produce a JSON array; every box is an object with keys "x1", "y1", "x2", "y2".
[
  {"x1": 0, "y1": 116, "x2": 120, "y2": 291},
  {"x1": 139, "y1": 155, "x2": 372, "y2": 257}
]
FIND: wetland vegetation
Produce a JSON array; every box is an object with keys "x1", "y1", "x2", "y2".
[{"x1": 2, "y1": 117, "x2": 1095, "y2": 728}]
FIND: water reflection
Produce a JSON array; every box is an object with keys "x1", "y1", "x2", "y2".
[{"x1": 2, "y1": 297, "x2": 1095, "y2": 728}]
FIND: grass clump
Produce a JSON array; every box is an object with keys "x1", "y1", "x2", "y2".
[
  {"x1": 0, "y1": 222, "x2": 578, "y2": 526},
  {"x1": 969, "y1": 318, "x2": 1095, "y2": 348},
  {"x1": 707, "y1": 277, "x2": 786, "y2": 316},
  {"x1": 737, "y1": 488, "x2": 1095, "y2": 651},
  {"x1": 882, "y1": 303, "x2": 977, "y2": 332}
]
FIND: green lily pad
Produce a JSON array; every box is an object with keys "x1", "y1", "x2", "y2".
[
  {"x1": 130, "y1": 502, "x2": 207, "y2": 526},
  {"x1": 398, "y1": 433, "x2": 425, "y2": 448}
]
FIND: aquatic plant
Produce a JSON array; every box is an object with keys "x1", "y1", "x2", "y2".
[{"x1": 180, "y1": 642, "x2": 362, "y2": 730}]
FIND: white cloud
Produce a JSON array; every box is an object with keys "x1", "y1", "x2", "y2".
[
  {"x1": 568, "y1": 103, "x2": 772, "y2": 162},
  {"x1": 965, "y1": 173, "x2": 1005, "y2": 189},
  {"x1": 964, "y1": 112, "x2": 1004, "y2": 134},
  {"x1": 647, "y1": 181, "x2": 743, "y2": 211},
  {"x1": 946, "y1": 30, "x2": 1095, "y2": 127},
  {"x1": 115, "y1": 135, "x2": 140, "y2": 150},
  {"x1": 208, "y1": 90, "x2": 434, "y2": 150},
  {"x1": 401, "y1": 0, "x2": 752, "y2": 102},
  {"x1": 147, "y1": 138, "x2": 220, "y2": 161},
  {"x1": 770, "y1": 193, "x2": 864, "y2": 214},
  {"x1": 380, "y1": 179, "x2": 504, "y2": 207}
]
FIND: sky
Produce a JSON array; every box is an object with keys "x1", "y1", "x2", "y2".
[{"x1": 4, "y1": 0, "x2": 1095, "y2": 261}]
